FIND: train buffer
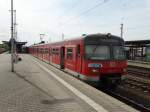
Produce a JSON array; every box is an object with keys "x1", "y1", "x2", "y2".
[{"x1": 0, "y1": 54, "x2": 139, "y2": 112}]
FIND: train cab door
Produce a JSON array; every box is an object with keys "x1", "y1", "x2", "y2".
[
  {"x1": 60, "y1": 47, "x2": 65, "y2": 69},
  {"x1": 76, "y1": 45, "x2": 82, "y2": 74}
]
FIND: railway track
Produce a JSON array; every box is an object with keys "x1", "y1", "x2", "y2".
[
  {"x1": 126, "y1": 65, "x2": 150, "y2": 95},
  {"x1": 99, "y1": 77, "x2": 150, "y2": 112},
  {"x1": 98, "y1": 76, "x2": 150, "y2": 111},
  {"x1": 122, "y1": 78, "x2": 150, "y2": 94},
  {"x1": 127, "y1": 66, "x2": 150, "y2": 78},
  {"x1": 112, "y1": 66, "x2": 150, "y2": 111},
  {"x1": 98, "y1": 66, "x2": 150, "y2": 111},
  {"x1": 102, "y1": 88, "x2": 150, "y2": 112},
  {"x1": 126, "y1": 66, "x2": 150, "y2": 97}
]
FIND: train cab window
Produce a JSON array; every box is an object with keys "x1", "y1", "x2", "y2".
[
  {"x1": 67, "y1": 48, "x2": 73, "y2": 59},
  {"x1": 85, "y1": 45, "x2": 110, "y2": 60},
  {"x1": 113, "y1": 46, "x2": 126, "y2": 60}
]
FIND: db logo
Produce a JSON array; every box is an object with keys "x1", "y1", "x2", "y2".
[{"x1": 109, "y1": 62, "x2": 116, "y2": 67}]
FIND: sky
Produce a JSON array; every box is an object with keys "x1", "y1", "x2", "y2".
[{"x1": 0, "y1": 0, "x2": 150, "y2": 45}]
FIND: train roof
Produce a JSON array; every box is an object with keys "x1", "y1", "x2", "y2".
[
  {"x1": 30, "y1": 33, "x2": 123, "y2": 47},
  {"x1": 84, "y1": 33, "x2": 123, "y2": 40}
]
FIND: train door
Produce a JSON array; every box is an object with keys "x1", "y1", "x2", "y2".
[
  {"x1": 60, "y1": 47, "x2": 65, "y2": 69},
  {"x1": 76, "y1": 45, "x2": 82, "y2": 74},
  {"x1": 48, "y1": 47, "x2": 51, "y2": 63},
  {"x1": 49, "y1": 47, "x2": 52, "y2": 63}
]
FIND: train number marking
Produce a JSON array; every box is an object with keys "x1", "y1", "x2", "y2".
[{"x1": 88, "y1": 63, "x2": 102, "y2": 68}]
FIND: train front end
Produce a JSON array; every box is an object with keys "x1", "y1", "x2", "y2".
[{"x1": 83, "y1": 34, "x2": 127, "y2": 86}]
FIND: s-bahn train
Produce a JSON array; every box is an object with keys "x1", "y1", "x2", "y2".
[{"x1": 29, "y1": 33, "x2": 127, "y2": 86}]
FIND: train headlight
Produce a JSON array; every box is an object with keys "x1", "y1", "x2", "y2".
[
  {"x1": 92, "y1": 69, "x2": 98, "y2": 73},
  {"x1": 123, "y1": 68, "x2": 127, "y2": 73}
]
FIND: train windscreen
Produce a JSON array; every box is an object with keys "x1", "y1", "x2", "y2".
[
  {"x1": 85, "y1": 45, "x2": 110, "y2": 60},
  {"x1": 113, "y1": 46, "x2": 126, "y2": 60},
  {"x1": 84, "y1": 34, "x2": 126, "y2": 60},
  {"x1": 85, "y1": 45, "x2": 126, "y2": 60}
]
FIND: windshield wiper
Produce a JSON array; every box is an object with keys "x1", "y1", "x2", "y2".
[{"x1": 88, "y1": 44, "x2": 99, "y2": 59}]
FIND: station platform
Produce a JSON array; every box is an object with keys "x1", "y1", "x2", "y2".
[
  {"x1": 0, "y1": 54, "x2": 138, "y2": 112},
  {"x1": 128, "y1": 60, "x2": 150, "y2": 69}
]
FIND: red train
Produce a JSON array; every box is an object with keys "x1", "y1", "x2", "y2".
[{"x1": 29, "y1": 33, "x2": 127, "y2": 86}]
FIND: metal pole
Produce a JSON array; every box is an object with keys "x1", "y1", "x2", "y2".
[
  {"x1": 121, "y1": 23, "x2": 123, "y2": 38},
  {"x1": 14, "y1": 10, "x2": 17, "y2": 40},
  {"x1": 13, "y1": 10, "x2": 17, "y2": 55},
  {"x1": 62, "y1": 33, "x2": 64, "y2": 40},
  {"x1": 11, "y1": 0, "x2": 14, "y2": 72}
]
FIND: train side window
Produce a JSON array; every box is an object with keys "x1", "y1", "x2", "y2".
[
  {"x1": 45, "y1": 48, "x2": 47, "y2": 54},
  {"x1": 46, "y1": 48, "x2": 49, "y2": 54},
  {"x1": 77, "y1": 45, "x2": 80, "y2": 56},
  {"x1": 40, "y1": 48, "x2": 42, "y2": 53},
  {"x1": 42, "y1": 48, "x2": 43, "y2": 53},
  {"x1": 43, "y1": 48, "x2": 45, "y2": 54},
  {"x1": 52, "y1": 48, "x2": 55, "y2": 54},
  {"x1": 67, "y1": 48, "x2": 73, "y2": 59},
  {"x1": 52, "y1": 48, "x2": 59, "y2": 55},
  {"x1": 56, "y1": 48, "x2": 59, "y2": 55}
]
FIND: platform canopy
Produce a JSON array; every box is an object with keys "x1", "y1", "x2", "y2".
[
  {"x1": 125, "y1": 39, "x2": 150, "y2": 61},
  {"x1": 2, "y1": 40, "x2": 27, "y2": 53},
  {"x1": 125, "y1": 39, "x2": 150, "y2": 47}
]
